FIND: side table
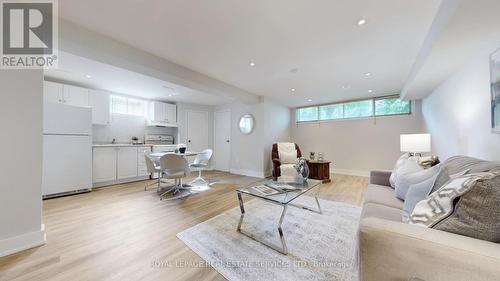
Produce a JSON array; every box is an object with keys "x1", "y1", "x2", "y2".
[{"x1": 307, "y1": 160, "x2": 332, "y2": 183}]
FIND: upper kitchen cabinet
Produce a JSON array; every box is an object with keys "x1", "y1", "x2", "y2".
[
  {"x1": 43, "y1": 81, "x2": 64, "y2": 104},
  {"x1": 63, "y1": 85, "x2": 89, "y2": 107},
  {"x1": 148, "y1": 101, "x2": 177, "y2": 127},
  {"x1": 43, "y1": 81, "x2": 89, "y2": 108},
  {"x1": 89, "y1": 90, "x2": 110, "y2": 125}
]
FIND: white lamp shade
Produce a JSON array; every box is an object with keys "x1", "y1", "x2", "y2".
[{"x1": 400, "y1": 134, "x2": 431, "y2": 153}]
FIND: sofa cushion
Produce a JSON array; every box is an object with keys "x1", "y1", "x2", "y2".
[
  {"x1": 402, "y1": 175, "x2": 438, "y2": 222},
  {"x1": 434, "y1": 172, "x2": 500, "y2": 243},
  {"x1": 361, "y1": 203, "x2": 402, "y2": 222},
  {"x1": 394, "y1": 161, "x2": 438, "y2": 200},
  {"x1": 364, "y1": 184, "x2": 403, "y2": 209},
  {"x1": 409, "y1": 171, "x2": 500, "y2": 243},
  {"x1": 389, "y1": 153, "x2": 410, "y2": 188},
  {"x1": 279, "y1": 149, "x2": 297, "y2": 164},
  {"x1": 443, "y1": 155, "x2": 500, "y2": 175}
]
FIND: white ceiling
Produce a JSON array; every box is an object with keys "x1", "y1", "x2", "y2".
[
  {"x1": 44, "y1": 51, "x2": 228, "y2": 105},
  {"x1": 402, "y1": 0, "x2": 500, "y2": 99},
  {"x1": 58, "y1": 0, "x2": 442, "y2": 107}
]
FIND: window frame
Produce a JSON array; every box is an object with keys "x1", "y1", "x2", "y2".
[
  {"x1": 296, "y1": 94, "x2": 412, "y2": 123},
  {"x1": 110, "y1": 95, "x2": 148, "y2": 118}
]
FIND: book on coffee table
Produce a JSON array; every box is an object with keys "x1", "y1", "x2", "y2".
[
  {"x1": 264, "y1": 182, "x2": 301, "y2": 192},
  {"x1": 251, "y1": 185, "x2": 283, "y2": 196}
]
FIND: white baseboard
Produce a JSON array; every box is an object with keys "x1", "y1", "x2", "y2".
[
  {"x1": 230, "y1": 168, "x2": 266, "y2": 178},
  {"x1": 0, "y1": 224, "x2": 46, "y2": 257},
  {"x1": 331, "y1": 168, "x2": 369, "y2": 177}
]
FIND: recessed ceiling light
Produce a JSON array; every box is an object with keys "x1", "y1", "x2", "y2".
[
  {"x1": 84, "y1": 74, "x2": 91, "y2": 79},
  {"x1": 365, "y1": 72, "x2": 372, "y2": 77},
  {"x1": 357, "y1": 19, "x2": 367, "y2": 26},
  {"x1": 291, "y1": 88, "x2": 296, "y2": 92},
  {"x1": 368, "y1": 89, "x2": 373, "y2": 93},
  {"x1": 290, "y1": 68, "x2": 299, "y2": 73},
  {"x1": 341, "y1": 85, "x2": 351, "y2": 90},
  {"x1": 249, "y1": 62, "x2": 256, "y2": 67},
  {"x1": 307, "y1": 99, "x2": 313, "y2": 102}
]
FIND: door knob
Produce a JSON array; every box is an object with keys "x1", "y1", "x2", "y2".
[
  {"x1": 226, "y1": 140, "x2": 230, "y2": 143},
  {"x1": 188, "y1": 140, "x2": 191, "y2": 143}
]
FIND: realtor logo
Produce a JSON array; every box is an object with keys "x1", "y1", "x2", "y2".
[{"x1": 1, "y1": 0, "x2": 58, "y2": 69}]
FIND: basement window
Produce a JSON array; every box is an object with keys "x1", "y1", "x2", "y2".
[
  {"x1": 111, "y1": 95, "x2": 147, "y2": 117},
  {"x1": 296, "y1": 95, "x2": 411, "y2": 123}
]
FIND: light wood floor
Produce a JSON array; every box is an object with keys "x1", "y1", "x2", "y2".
[{"x1": 0, "y1": 172, "x2": 368, "y2": 281}]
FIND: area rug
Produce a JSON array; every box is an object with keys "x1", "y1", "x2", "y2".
[{"x1": 177, "y1": 196, "x2": 361, "y2": 281}]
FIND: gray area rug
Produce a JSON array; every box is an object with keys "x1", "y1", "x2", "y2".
[{"x1": 177, "y1": 196, "x2": 361, "y2": 281}]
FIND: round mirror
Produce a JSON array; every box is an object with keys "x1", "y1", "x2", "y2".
[{"x1": 238, "y1": 114, "x2": 255, "y2": 135}]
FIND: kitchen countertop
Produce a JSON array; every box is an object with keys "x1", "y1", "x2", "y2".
[{"x1": 92, "y1": 143, "x2": 153, "y2": 148}]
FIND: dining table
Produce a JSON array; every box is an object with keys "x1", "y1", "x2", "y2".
[{"x1": 150, "y1": 151, "x2": 200, "y2": 158}]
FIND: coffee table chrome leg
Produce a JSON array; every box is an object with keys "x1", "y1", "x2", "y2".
[
  {"x1": 236, "y1": 194, "x2": 289, "y2": 255},
  {"x1": 277, "y1": 205, "x2": 288, "y2": 254},
  {"x1": 237, "y1": 192, "x2": 245, "y2": 231},
  {"x1": 288, "y1": 185, "x2": 323, "y2": 214}
]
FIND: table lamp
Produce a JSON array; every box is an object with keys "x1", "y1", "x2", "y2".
[{"x1": 400, "y1": 134, "x2": 431, "y2": 156}]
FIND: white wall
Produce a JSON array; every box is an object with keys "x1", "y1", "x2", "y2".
[
  {"x1": 215, "y1": 97, "x2": 291, "y2": 178},
  {"x1": 263, "y1": 98, "x2": 292, "y2": 176},
  {"x1": 0, "y1": 70, "x2": 45, "y2": 257},
  {"x1": 92, "y1": 114, "x2": 176, "y2": 144},
  {"x1": 291, "y1": 102, "x2": 425, "y2": 176},
  {"x1": 422, "y1": 52, "x2": 500, "y2": 161}
]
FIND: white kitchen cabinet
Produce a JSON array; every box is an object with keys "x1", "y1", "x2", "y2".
[
  {"x1": 165, "y1": 103, "x2": 177, "y2": 125},
  {"x1": 89, "y1": 89, "x2": 110, "y2": 125},
  {"x1": 93, "y1": 148, "x2": 117, "y2": 183},
  {"x1": 117, "y1": 147, "x2": 139, "y2": 180},
  {"x1": 64, "y1": 85, "x2": 89, "y2": 107},
  {"x1": 137, "y1": 146, "x2": 151, "y2": 177},
  {"x1": 43, "y1": 81, "x2": 89, "y2": 107},
  {"x1": 149, "y1": 101, "x2": 177, "y2": 126},
  {"x1": 43, "y1": 81, "x2": 64, "y2": 104}
]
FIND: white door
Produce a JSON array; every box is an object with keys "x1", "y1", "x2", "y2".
[
  {"x1": 117, "y1": 147, "x2": 138, "y2": 180},
  {"x1": 64, "y1": 85, "x2": 89, "y2": 107},
  {"x1": 186, "y1": 110, "x2": 209, "y2": 153},
  {"x1": 43, "y1": 81, "x2": 63, "y2": 104},
  {"x1": 43, "y1": 135, "x2": 92, "y2": 195},
  {"x1": 93, "y1": 148, "x2": 117, "y2": 183},
  {"x1": 89, "y1": 90, "x2": 110, "y2": 125},
  {"x1": 214, "y1": 111, "x2": 231, "y2": 172}
]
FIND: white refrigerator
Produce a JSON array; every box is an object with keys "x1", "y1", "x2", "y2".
[{"x1": 42, "y1": 103, "x2": 93, "y2": 197}]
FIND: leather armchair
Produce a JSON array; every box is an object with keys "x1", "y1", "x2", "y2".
[{"x1": 272, "y1": 143, "x2": 302, "y2": 180}]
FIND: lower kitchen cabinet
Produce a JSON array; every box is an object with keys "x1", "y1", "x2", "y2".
[
  {"x1": 117, "y1": 147, "x2": 138, "y2": 180},
  {"x1": 92, "y1": 148, "x2": 117, "y2": 183},
  {"x1": 93, "y1": 146, "x2": 151, "y2": 187}
]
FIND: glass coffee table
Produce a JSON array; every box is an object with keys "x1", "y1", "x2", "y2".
[{"x1": 236, "y1": 179, "x2": 322, "y2": 255}]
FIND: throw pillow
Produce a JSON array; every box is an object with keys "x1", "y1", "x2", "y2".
[
  {"x1": 409, "y1": 171, "x2": 500, "y2": 242},
  {"x1": 389, "y1": 153, "x2": 410, "y2": 188},
  {"x1": 394, "y1": 159, "x2": 432, "y2": 200},
  {"x1": 401, "y1": 165, "x2": 443, "y2": 222},
  {"x1": 279, "y1": 150, "x2": 297, "y2": 164},
  {"x1": 434, "y1": 173, "x2": 500, "y2": 242},
  {"x1": 428, "y1": 166, "x2": 451, "y2": 194}
]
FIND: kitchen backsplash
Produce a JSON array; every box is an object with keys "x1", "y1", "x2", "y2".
[{"x1": 92, "y1": 113, "x2": 177, "y2": 144}]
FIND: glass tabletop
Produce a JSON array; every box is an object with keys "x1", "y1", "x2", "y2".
[{"x1": 237, "y1": 178, "x2": 322, "y2": 205}]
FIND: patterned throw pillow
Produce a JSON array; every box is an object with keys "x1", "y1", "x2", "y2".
[{"x1": 409, "y1": 171, "x2": 500, "y2": 242}]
